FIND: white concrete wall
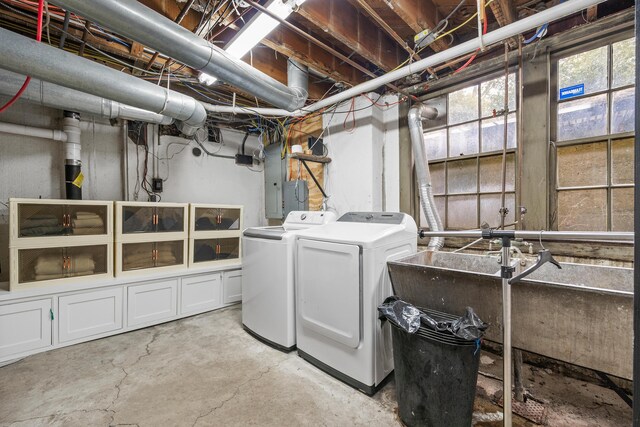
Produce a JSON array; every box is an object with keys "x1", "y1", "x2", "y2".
[{"x1": 322, "y1": 93, "x2": 400, "y2": 217}]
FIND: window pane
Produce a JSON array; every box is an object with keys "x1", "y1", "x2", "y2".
[
  {"x1": 448, "y1": 195, "x2": 477, "y2": 229},
  {"x1": 447, "y1": 158, "x2": 477, "y2": 194},
  {"x1": 448, "y1": 86, "x2": 478, "y2": 124},
  {"x1": 612, "y1": 188, "x2": 634, "y2": 232},
  {"x1": 558, "y1": 45, "x2": 608, "y2": 99},
  {"x1": 557, "y1": 141, "x2": 607, "y2": 187},
  {"x1": 557, "y1": 94, "x2": 608, "y2": 141},
  {"x1": 611, "y1": 88, "x2": 635, "y2": 134},
  {"x1": 481, "y1": 113, "x2": 517, "y2": 152},
  {"x1": 424, "y1": 129, "x2": 447, "y2": 161},
  {"x1": 479, "y1": 154, "x2": 515, "y2": 193},
  {"x1": 611, "y1": 137, "x2": 634, "y2": 185},
  {"x1": 557, "y1": 189, "x2": 607, "y2": 231},
  {"x1": 480, "y1": 193, "x2": 515, "y2": 228},
  {"x1": 430, "y1": 162, "x2": 446, "y2": 195},
  {"x1": 612, "y1": 38, "x2": 635, "y2": 89},
  {"x1": 480, "y1": 73, "x2": 516, "y2": 117},
  {"x1": 449, "y1": 122, "x2": 479, "y2": 156}
]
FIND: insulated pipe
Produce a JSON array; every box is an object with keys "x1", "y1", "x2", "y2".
[
  {"x1": 63, "y1": 111, "x2": 82, "y2": 200},
  {"x1": 0, "y1": 70, "x2": 174, "y2": 125},
  {"x1": 50, "y1": 0, "x2": 307, "y2": 111},
  {"x1": 202, "y1": 103, "x2": 303, "y2": 117},
  {"x1": 0, "y1": 28, "x2": 205, "y2": 134},
  {"x1": 287, "y1": 59, "x2": 308, "y2": 103},
  {"x1": 408, "y1": 104, "x2": 444, "y2": 251},
  {"x1": 306, "y1": 0, "x2": 605, "y2": 113},
  {"x1": 418, "y1": 230, "x2": 635, "y2": 242},
  {"x1": 0, "y1": 121, "x2": 68, "y2": 142}
]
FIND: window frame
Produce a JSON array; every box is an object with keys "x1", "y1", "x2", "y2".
[
  {"x1": 419, "y1": 68, "x2": 520, "y2": 230},
  {"x1": 549, "y1": 31, "x2": 635, "y2": 231}
]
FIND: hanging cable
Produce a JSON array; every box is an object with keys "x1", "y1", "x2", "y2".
[{"x1": 0, "y1": 0, "x2": 44, "y2": 113}]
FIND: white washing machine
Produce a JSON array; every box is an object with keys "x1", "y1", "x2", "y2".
[
  {"x1": 294, "y1": 212, "x2": 417, "y2": 394},
  {"x1": 242, "y1": 211, "x2": 337, "y2": 351}
]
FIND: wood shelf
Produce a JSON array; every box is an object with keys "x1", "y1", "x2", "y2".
[{"x1": 290, "y1": 153, "x2": 332, "y2": 164}]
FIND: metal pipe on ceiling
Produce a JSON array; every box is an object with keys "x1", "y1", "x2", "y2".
[
  {"x1": 50, "y1": 0, "x2": 307, "y2": 111},
  {"x1": 0, "y1": 70, "x2": 174, "y2": 125},
  {"x1": 305, "y1": 0, "x2": 606, "y2": 113},
  {"x1": 0, "y1": 28, "x2": 205, "y2": 134}
]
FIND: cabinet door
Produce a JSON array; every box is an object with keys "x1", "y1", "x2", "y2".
[
  {"x1": 0, "y1": 299, "x2": 52, "y2": 359},
  {"x1": 65, "y1": 245, "x2": 108, "y2": 278},
  {"x1": 121, "y1": 242, "x2": 155, "y2": 272},
  {"x1": 121, "y1": 205, "x2": 155, "y2": 234},
  {"x1": 154, "y1": 240, "x2": 184, "y2": 268},
  {"x1": 218, "y1": 238, "x2": 240, "y2": 261},
  {"x1": 192, "y1": 238, "x2": 217, "y2": 264},
  {"x1": 181, "y1": 274, "x2": 222, "y2": 315},
  {"x1": 65, "y1": 204, "x2": 108, "y2": 236},
  {"x1": 17, "y1": 203, "x2": 65, "y2": 238},
  {"x1": 127, "y1": 280, "x2": 178, "y2": 327},
  {"x1": 58, "y1": 288, "x2": 123, "y2": 343},
  {"x1": 193, "y1": 207, "x2": 219, "y2": 232},
  {"x1": 219, "y1": 208, "x2": 241, "y2": 230},
  {"x1": 18, "y1": 247, "x2": 65, "y2": 284},
  {"x1": 222, "y1": 270, "x2": 242, "y2": 304},
  {"x1": 156, "y1": 206, "x2": 184, "y2": 233}
]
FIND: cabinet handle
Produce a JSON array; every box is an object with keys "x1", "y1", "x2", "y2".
[
  {"x1": 50, "y1": 308, "x2": 54, "y2": 321},
  {"x1": 216, "y1": 243, "x2": 221, "y2": 256}
]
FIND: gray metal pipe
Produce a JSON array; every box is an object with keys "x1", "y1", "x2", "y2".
[
  {"x1": 419, "y1": 230, "x2": 634, "y2": 242},
  {"x1": 0, "y1": 70, "x2": 174, "y2": 125},
  {"x1": 287, "y1": 59, "x2": 308, "y2": 102},
  {"x1": 408, "y1": 104, "x2": 444, "y2": 251},
  {"x1": 50, "y1": 0, "x2": 307, "y2": 111},
  {"x1": 0, "y1": 28, "x2": 205, "y2": 134}
]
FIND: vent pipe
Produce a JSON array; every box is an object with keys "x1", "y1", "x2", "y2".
[
  {"x1": 0, "y1": 70, "x2": 173, "y2": 125},
  {"x1": 0, "y1": 28, "x2": 206, "y2": 135},
  {"x1": 63, "y1": 111, "x2": 82, "y2": 200},
  {"x1": 287, "y1": 59, "x2": 308, "y2": 103},
  {"x1": 408, "y1": 104, "x2": 444, "y2": 251},
  {"x1": 50, "y1": 0, "x2": 308, "y2": 111}
]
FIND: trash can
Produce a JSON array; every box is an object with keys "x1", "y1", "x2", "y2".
[{"x1": 378, "y1": 299, "x2": 486, "y2": 427}]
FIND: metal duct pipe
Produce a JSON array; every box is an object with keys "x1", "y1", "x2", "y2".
[
  {"x1": 287, "y1": 59, "x2": 308, "y2": 103},
  {"x1": 408, "y1": 104, "x2": 444, "y2": 251},
  {"x1": 0, "y1": 70, "x2": 173, "y2": 125},
  {"x1": 0, "y1": 28, "x2": 205, "y2": 134},
  {"x1": 306, "y1": 0, "x2": 605, "y2": 113},
  {"x1": 51, "y1": 0, "x2": 308, "y2": 111},
  {"x1": 0, "y1": 122, "x2": 68, "y2": 142},
  {"x1": 202, "y1": 103, "x2": 303, "y2": 117},
  {"x1": 63, "y1": 111, "x2": 82, "y2": 200}
]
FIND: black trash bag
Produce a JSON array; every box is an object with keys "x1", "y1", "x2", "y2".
[
  {"x1": 378, "y1": 297, "x2": 488, "y2": 340},
  {"x1": 378, "y1": 296, "x2": 422, "y2": 333}
]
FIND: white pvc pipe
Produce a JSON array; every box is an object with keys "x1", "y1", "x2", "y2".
[
  {"x1": 306, "y1": 0, "x2": 605, "y2": 113},
  {"x1": 0, "y1": 122, "x2": 68, "y2": 142}
]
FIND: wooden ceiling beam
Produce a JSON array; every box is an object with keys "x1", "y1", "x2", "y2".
[
  {"x1": 374, "y1": 0, "x2": 449, "y2": 52},
  {"x1": 489, "y1": 0, "x2": 517, "y2": 27},
  {"x1": 296, "y1": 0, "x2": 402, "y2": 72}
]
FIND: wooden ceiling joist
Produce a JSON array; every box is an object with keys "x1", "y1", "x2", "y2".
[
  {"x1": 489, "y1": 0, "x2": 517, "y2": 27},
  {"x1": 296, "y1": 0, "x2": 403, "y2": 72},
  {"x1": 372, "y1": 0, "x2": 449, "y2": 52}
]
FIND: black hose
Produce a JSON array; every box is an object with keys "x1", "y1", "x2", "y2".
[{"x1": 58, "y1": 10, "x2": 70, "y2": 48}]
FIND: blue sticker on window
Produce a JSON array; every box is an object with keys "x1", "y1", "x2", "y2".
[{"x1": 559, "y1": 84, "x2": 585, "y2": 100}]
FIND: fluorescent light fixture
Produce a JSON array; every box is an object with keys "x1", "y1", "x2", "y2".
[
  {"x1": 226, "y1": 0, "x2": 306, "y2": 59},
  {"x1": 198, "y1": 0, "x2": 306, "y2": 86}
]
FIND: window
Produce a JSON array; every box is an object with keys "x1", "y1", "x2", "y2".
[
  {"x1": 420, "y1": 73, "x2": 517, "y2": 230},
  {"x1": 553, "y1": 38, "x2": 635, "y2": 231}
]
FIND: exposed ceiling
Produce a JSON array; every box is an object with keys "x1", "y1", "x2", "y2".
[{"x1": 0, "y1": 0, "x2": 634, "y2": 108}]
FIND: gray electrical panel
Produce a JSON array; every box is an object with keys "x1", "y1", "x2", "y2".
[
  {"x1": 284, "y1": 180, "x2": 308, "y2": 217},
  {"x1": 264, "y1": 144, "x2": 286, "y2": 219}
]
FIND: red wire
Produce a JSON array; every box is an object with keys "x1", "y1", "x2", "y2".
[
  {"x1": 453, "y1": 13, "x2": 488, "y2": 75},
  {"x1": 0, "y1": 0, "x2": 45, "y2": 114}
]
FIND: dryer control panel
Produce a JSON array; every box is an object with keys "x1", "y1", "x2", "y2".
[
  {"x1": 337, "y1": 212, "x2": 406, "y2": 224},
  {"x1": 284, "y1": 211, "x2": 337, "y2": 228}
]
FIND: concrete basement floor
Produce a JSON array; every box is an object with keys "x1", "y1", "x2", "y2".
[{"x1": 0, "y1": 306, "x2": 632, "y2": 426}]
